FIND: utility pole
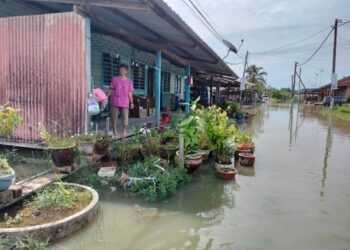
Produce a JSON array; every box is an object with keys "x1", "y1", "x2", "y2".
[
  {"x1": 298, "y1": 67, "x2": 301, "y2": 102},
  {"x1": 240, "y1": 51, "x2": 249, "y2": 106},
  {"x1": 291, "y1": 61, "x2": 298, "y2": 100},
  {"x1": 330, "y1": 18, "x2": 339, "y2": 107}
]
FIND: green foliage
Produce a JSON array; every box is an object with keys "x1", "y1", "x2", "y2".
[
  {"x1": 333, "y1": 106, "x2": 350, "y2": 113},
  {"x1": 38, "y1": 124, "x2": 75, "y2": 148},
  {"x1": 0, "y1": 157, "x2": 13, "y2": 176},
  {"x1": 0, "y1": 101, "x2": 24, "y2": 137},
  {"x1": 346, "y1": 97, "x2": 350, "y2": 103},
  {"x1": 245, "y1": 64, "x2": 267, "y2": 96},
  {"x1": 227, "y1": 100, "x2": 241, "y2": 113},
  {"x1": 33, "y1": 179, "x2": 91, "y2": 211},
  {"x1": 120, "y1": 157, "x2": 191, "y2": 202},
  {"x1": 179, "y1": 97, "x2": 205, "y2": 154},
  {"x1": 268, "y1": 88, "x2": 290, "y2": 102},
  {"x1": 74, "y1": 132, "x2": 96, "y2": 143},
  {"x1": 201, "y1": 106, "x2": 236, "y2": 156},
  {"x1": 3, "y1": 147, "x2": 24, "y2": 165},
  {"x1": 161, "y1": 129, "x2": 178, "y2": 140},
  {"x1": 234, "y1": 130, "x2": 252, "y2": 144},
  {"x1": 86, "y1": 173, "x2": 99, "y2": 187},
  {"x1": 217, "y1": 99, "x2": 229, "y2": 110},
  {"x1": 0, "y1": 234, "x2": 48, "y2": 250},
  {"x1": 111, "y1": 140, "x2": 141, "y2": 162}
]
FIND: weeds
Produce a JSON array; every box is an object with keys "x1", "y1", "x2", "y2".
[{"x1": 0, "y1": 234, "x2": 48, "y2": 250}]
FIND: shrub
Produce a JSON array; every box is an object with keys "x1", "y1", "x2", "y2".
[
  {"x1": 0, "y1": 234, "x2": 48, "y2": 250},
  {"x1": 346, "y1": 97, "x2": 350, "y2": 104},
  {"x1": 0, "y1": 101, "x2": 24, "y2": 137},
  {"x1": 0, "y1": 157, "x2": 13, "y2": 176}
]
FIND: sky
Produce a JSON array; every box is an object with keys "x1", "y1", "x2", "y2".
[{"x1": 164, "y1": 0, "x2": 350, "y2": 89}]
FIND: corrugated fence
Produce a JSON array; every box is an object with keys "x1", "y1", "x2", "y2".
[{"x1": 0, "y1": 12, "x2": 87, "y2": 142}]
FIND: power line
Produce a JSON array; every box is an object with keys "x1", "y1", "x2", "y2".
[
  {"x1": 299, "y1": 27, "x2": 334, "y2": 66},
  {"x1": 225, "y1": 60, "x2": 245, "y2": 65},
  {"x1": 251, "y1": 26, "x2": 332, "y2": 55},
  {"x1": 180, "y1": 0, "x2": 223, "y2": 42},
  {"x1": 187, "y1": 0, "x2": 224, "y2": 41}
]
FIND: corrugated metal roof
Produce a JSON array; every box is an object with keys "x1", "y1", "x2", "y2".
[{"x1": 3, "y1": 0, "x2": 238, "y2": 78}]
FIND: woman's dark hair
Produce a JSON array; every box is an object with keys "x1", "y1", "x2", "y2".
[{"x1": 119, "y1": 63, "x2": 128, "y2": 70}]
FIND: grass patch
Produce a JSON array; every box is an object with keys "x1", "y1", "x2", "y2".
[
  {"x1": 320, "y1": 105, "x2": 350, "y2": 122},
  {"x1": 0, "y1": 234, "x2": 48, "y2": 250}
]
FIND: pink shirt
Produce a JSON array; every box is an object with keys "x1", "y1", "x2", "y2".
[{"x1": 110, "y1": 76, "x2": 133, "y2": 107}]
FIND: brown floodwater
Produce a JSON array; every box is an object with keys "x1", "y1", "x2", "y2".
[{"x1": 50, "y1": 104, "x2": 350, "y2": 250}]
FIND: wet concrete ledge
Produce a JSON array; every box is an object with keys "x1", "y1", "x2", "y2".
[{"x1": 0, "y1": 183, "x2": 99, "y2": 241}]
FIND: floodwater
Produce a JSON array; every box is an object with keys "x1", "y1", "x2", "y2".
[{"x1": 51, "y1": 104, "x2": 350, "y2": 250}]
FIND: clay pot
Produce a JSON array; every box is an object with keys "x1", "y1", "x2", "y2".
[
  {"x1": 239, "y1": 153, "x2": 256, "y2": 167},
  {"x1": 217, "y1": 168, "x2": 237, "y2": 180},
  {"x1": 234, "y1": 148, "x2": 250, "y2": 159},
  {"x1": 77, "y1": 141, "x2": 95, "y2": 155},
  {"x1": 94, "y1": 140, "x2": 109, "y2": 155},
  {"x1": 50, "y1": 146, "x2": 75, "y2": 167},
  {"x1": 176, "y1": 151, "x2": 202, "y2": 173}
]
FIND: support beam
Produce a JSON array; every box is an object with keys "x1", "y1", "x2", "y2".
[
  {"x1": 216, "y1": 78, "x2": 221, "y2": 104},
  {"x1": 155, "y1": 51, "x2": 162, "y2": 127},
  {"x1": 26, "y1": 0, "x2": 151, "y2": 11},
  {"x1": 185, "y1": 65, "x2": 191, "y2": 113}
]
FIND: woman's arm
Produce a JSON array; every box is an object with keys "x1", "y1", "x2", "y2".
[{"x1": 129, "y1": 92, "x2": 134, "y2": 109}]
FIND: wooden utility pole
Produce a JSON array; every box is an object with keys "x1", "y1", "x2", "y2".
[
  {"x1": 240, "y1": 51, "x2": 249, "y2": 106},
  {"x1": 298, "y1": 67, "x2": 301, "y2": 102}
]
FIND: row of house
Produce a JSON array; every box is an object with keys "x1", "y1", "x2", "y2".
[
  {"x1": 0, "y1": 0, "x2": 239, "y2": 146},
  {"x1": 302, "y1": 76, "x2": 350, "y2": 102}
]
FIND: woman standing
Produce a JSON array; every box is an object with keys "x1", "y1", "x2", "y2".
[{"x1": 108, "y1": 64, "x2": 134, "y2": 139}]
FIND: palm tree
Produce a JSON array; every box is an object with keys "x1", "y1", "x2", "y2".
[{"x1": 245, "y1": 65, "x2": 267, "y2": 95}]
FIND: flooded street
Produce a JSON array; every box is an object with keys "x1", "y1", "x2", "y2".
[{"x1": 52, "y1": 104, "x2": 350, "y2": 250}]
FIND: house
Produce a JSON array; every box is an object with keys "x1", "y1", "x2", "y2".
[{"x1": 0, "y1": 0, "x2": 238, "y2": 146}]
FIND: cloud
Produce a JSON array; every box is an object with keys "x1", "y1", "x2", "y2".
[{"x1": 164, "y1": 0, "x2": 350, "y2": 88}]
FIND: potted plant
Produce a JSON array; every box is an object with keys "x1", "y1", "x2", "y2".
[
  {"x1": 195, "y1": 133, "x2": 212, "y2": 161},
  {"x1": 160, "y1": 129, "x2": 178, "y2": 144},
  {"x1": 75, "y1": 132, "x2": 96, "y2": 155},
  {"x1": 94, "y1": 131, "x2": 110, "y2": 155},
  {"x1": 234, "y1": 131, "x2": 254, "y2": 157},
  {"x1": 178, "y1": 98, "x2": 204, "y2": 172},
  {"x1": 0, "y1": 101, "x2": 24, "y2": 139},
  {"x1": 111, "y1": 139, "x2": 142, "y2": 162},
  {"x1": 159, "y1": 143, "x2": 178, "y2": 160},
  {"x1": 38, "y1": 124, "x2": 76, "y2": 167},
  {"x1": 0, "y1": 157, "x2": 15, "y2": 191},
  {"x1": 217, "y1": 167, "x2": 237, "y2": 180}
]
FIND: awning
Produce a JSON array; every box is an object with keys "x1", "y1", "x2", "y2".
[{"x1": 19, "y1": 0, "x2": 238, "y2": 78}]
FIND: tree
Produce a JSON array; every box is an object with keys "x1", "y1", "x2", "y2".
[{"x1": 245, "y1": 65, "x2": 267, "y2": 95}]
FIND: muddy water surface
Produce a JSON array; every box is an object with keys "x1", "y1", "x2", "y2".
[{"x1": 51, "y1": 104, "x2": 350, "y2": 250}]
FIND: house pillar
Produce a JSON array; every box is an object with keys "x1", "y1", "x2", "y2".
[
  {"x1": 185, "y1": 64, "x2": 191, "y2": 113},
  {"x1": 155, "y1": 50, "x2": 161, "y2": 127}
]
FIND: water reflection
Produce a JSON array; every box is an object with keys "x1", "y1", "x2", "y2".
[{"x1": 320, "y1": 114, "x2": 333, "y2": 198}]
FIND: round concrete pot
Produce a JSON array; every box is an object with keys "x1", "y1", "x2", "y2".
[
  {"x1": 0, "y1": 183, "x2": 99, "y2": 242},
  {"x1": 0, "y1": 167, "x2": 15, "y2": 192},
  {"x1": 77, "y1": 141, "x2": 95, "y2": 155},
  {"x1": 195, "y1": 149, "x2": 211, "y2": 161}
]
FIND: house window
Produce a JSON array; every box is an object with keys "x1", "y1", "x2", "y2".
[
  {"x1": 175, "y1": 75, "x2": 182, "y2": 94},
  {"x1": 132, "y1": 63, "x2": 146, "y2": 90},
  {"x1": 162, "y1": 71, "x2": 171, "y2": 93},
  {"x1": 103, "y1": 52, "x2": 120, "y2": 85}
]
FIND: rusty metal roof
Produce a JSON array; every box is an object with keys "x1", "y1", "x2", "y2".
[{"x1": 14, "y1": 0, "x2": 238, "y2": 78}]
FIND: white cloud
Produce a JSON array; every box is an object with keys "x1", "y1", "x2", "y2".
[{"x1": 164, "y1": 0, "x2": 350, "y2": 88}]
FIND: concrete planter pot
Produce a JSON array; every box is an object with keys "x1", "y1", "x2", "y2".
[
  {"x1": 50, "y1": 146, "x2": 75, "y2": 167},
  {"x1": 234, "y1": 148, "x2": 250, "y2": 159},
  {"x1": 0, "y1": 167, "x2": 15, "y2": 192},
  {"x1": 0, "y1": 183, "x2": 99, "y2": 242},
  {"x1": 214, "y1": 159, "x2": 235, "y2": 170},
  {"x1": 239, "y1": 153, "x2": 256, "y2": 167},
  {"x1": 77, "y1": 141, "x2": 95, "y2": 155},
  {"x1": 159, "y1": 145, "x2": 178, "y2": 160}
]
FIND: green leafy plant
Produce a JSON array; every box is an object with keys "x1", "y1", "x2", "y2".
[
  {"x1": 161, "y1": 129, "x2": 178, "y2": 140},
  {"x1": 202, "y1": 106, "x2": 236, "y2": 158},
  {"x1": 74, "y1": 132, "x2": 97, "y2": 143},
  {"x1": 0, "y1": 101, "x2": 24, "y2": 137},
  {"x1": 346, "y1": 97, "x2": 350, "y2": 104},
  {"x1": 0, "y1": 157, "x2": 13, "y2": 176},
  {"x1": 38, "y1": 124, "x2": 75, "y2": 148},
  {"x1": 111, "y1": 140, "x2": 141, "y2": 162},
  {"x1": 119, "y1": 157, "x2": 191, "y2": 202},
  {"x1": 179, "y1": 97, "x2": 205, "y2": 154},
  {"x1": 227, "y1": 100, "x2": 241, "y2": 113},
  {"x1": 0, "y1": 234, "x2": 48, "y2": 250},
  {"x1": 33, "y1": 178, "x2": 91, "y2": 211}
]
